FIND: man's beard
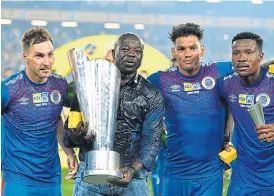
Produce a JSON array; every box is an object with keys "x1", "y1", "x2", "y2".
[{"x1": 182, "y1": 64, "x2": 199, "y2": 74}]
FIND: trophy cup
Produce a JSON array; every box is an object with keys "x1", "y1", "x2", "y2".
[
  {"x1": 67, "y1": 49, "x2": 123, "y2": 184},
  {"x1": 247, "y1": 102, "x2": 268, "y2": 142}
]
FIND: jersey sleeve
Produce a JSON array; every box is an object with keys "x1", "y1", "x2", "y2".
[
  {"x1": 217, "y1": 77, "x2": 226, "y2": 99},
  {"x1": 147, "y1": 72, "x2": 161, "y2": 88},
  {"x1": 216, "y1": 61, "x2": 234, "y2": 78},
  {"x1": 1, "y1": 82, "x2": 10, "y2": 110}
]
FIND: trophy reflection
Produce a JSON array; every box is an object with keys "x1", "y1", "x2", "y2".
[
  {"x1": 247, "y1": 102, "x2": 267, "y2": 142},
  {"x1": 67, "y1": 48, "x2": 123, "y2": 184}
]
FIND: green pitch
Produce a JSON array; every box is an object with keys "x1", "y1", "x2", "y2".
[{"x1": 61, "y1": 168, "x2": 230, "y2": 196}]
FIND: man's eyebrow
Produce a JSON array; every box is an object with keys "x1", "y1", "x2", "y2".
[{"x1": 34, "y1": 52, "x2": 44, "y2": 55}]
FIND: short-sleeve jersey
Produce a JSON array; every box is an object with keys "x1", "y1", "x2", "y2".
[
  {"x1": 1, "y1": 70, "x2": 67, "y2": 186},
  {"x1": 147, "y1": 62, "x2": 233, "y2": 179},
  {"x1": 218, "y1": 68, "x2": 274, "y2": 188}
]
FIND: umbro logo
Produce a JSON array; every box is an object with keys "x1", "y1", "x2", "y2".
[
  {"x1": 229, "y1": 95, "x2": 237, "y2": 102},
  {"x1": 19, "y1": 97, "x2": 29, "y2": 105},
  {"x1": 170, "y1": 84, "x2": 180, "y2": 92}
]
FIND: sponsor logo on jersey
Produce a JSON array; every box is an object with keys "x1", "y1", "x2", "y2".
[
  {"x1": 168, "y1": 67, "x2": 177, "y2": 72},
  {"x1": 224, "y1": 72, "x2": 237, "y2": 81},
  {"x1": 52, "y1": 72, "x2": 63, "y2": 79},
  {"x1": 51, "y1": 90, "x2": 61, "y2": 104},
  {"x1": 238, "y1": 94, "x2": 254, "y2": 105},
  {"x1": 33, "y1": 92, "x2": 49, "y2": 104},
  {"x1": 202, "y1": 76, "x2": 215, "y2": 89},
  {"x1": 5, "y1": 73, "x2": 23, "y2": 86},
  {"x1": 229, "y1": 94, "x2": 237, "y2": 102},
  {"x1": 19, "y1": 97, "x2": 29, "y2": 105},
  {"x1": 183, "y1": 82, "x2": 201, "y2": 92},
  {"x1": 170, "y1": 84, "x2": 181, "y2": 92},
  {"x1": 256, "y1": 93, "x2": 270, "y2": 107}
]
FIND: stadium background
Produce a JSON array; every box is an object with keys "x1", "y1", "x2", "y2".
[{"x1": 1, "y1": 1, "x2": 274, "y2": 195}]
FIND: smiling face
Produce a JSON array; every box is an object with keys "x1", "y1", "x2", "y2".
[
  {"x1": 114, "y1": 34, "x2": 143, "y2": 76},
  {"x1": 232, "y1": 39, "x2": 263, "y2": 77},
  {"x1": 172, "y1": 35, "x2": 205, "y2": 76},
  {"x1": 24, "y1": 41, "x2": 55, "y2": 83}
]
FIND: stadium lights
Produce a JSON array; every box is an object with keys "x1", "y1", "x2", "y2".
[
  {"x1": 31, "y1": 20, "x2": 48, "y2": 27},
  {"x1": 61, "y1": 21, "x2": 78, "y2": 28},
  {"x1": 1, "y1": 19, "x2": 12, "y2": 25},
  {"x1": 104, "y1": 23, "x2": 120, "y2": 29},
  {"x1": 252, "y1": 0, "x2": 263, "y2": 4},
  {"x1": 134, "y1": 24, "x2": 145, "y2": 30},
  {"x1": 177, "y1": 0, "x2": 192, "y2": 2},
  {"x1": 207, "y1": 0, "x2": 221, "y2": 3}
]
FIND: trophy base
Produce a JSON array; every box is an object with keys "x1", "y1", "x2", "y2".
[{"x1": 82, "y1": 150, "x2": 123, "y2": 184}]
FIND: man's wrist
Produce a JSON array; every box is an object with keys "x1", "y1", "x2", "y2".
[
  {"x1": 224, "y1": 133, "x2": 231, "y2": 144},
  {"x1": 224, "y1": 141, "x2": 234, "y2": 147},
  {"x1": 128, "y1": 166, "x2": 137, "y2": 177},
  {"x1": 67, "y1": 152, "x2": 76, "y2": 158}
]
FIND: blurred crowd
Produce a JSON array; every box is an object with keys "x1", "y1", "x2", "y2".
[{"x1": 2, "y1": 23, "x2": 273, "y2": 79}]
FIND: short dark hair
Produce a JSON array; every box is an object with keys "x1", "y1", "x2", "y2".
[
  {"x1": 168, "y1": 23, "x2": 204, "y2": 43},
  {"x1": 232, "y1": 32, "x2": 263, "y2": 52},
  {"x1": 21, "y1": 27, "x2": 53, "y2": 53},
  {"x1": 114, "y1": 32, "x2": 144, "y2": 50}
]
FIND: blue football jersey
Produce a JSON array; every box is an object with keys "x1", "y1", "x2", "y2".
[
  {"x1": 218, "y1": 68, "x2": 274, "y2": 188},
  {"x1": 1, "y1": 70, "x2": 67, "y2": 186},
  {"x1": 148, "y1": 62, "x2": 233, "y2": 179}
]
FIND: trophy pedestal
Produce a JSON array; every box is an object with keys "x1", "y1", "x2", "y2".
[{"x1": 82, "y1": 150, "x2": 123, "y2": 184}]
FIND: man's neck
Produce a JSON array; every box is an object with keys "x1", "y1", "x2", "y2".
[
  {"x1": 178, "y1": 64, "x2": 201, "y2": 77},
  {"x1": 120, "y1": 72, "x2": 136, "y2": 87},
  {"x1": 26, "y1": 69, "x2": 47, "y2": 84},
  {"x1": 241, "y1": 68, "x2": 263, "y2": 86}
]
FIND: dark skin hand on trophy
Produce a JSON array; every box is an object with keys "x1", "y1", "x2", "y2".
[
  {"x1": 70, "y1": 121, "x2": 95, "y2": 144},
  {"x1": 107, "y1": 167, "x2": 135, "y2": 188},
  {"x1": 256, "y1": 124, "x2": 274, "y2": 143},
  {"x1": 107, "y1": 162, "x2": 143, "y2": 187}
]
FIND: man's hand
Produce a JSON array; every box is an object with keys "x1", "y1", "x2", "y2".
[
  {"x1": 65, "y1": 153, "x2": 78, "y2": 181},
  {"x1": 107, "y1": 167, "x2": 135, "y2": 188},
  {"x1": 70, "y1": 121, "x2": 95, "y2": 144},
  {"x1": 222, "y1": 142, "x2": 234, "y2": 152},
  {"x1": 256, "y1": 124, "x2": 274, "y2": 143}
]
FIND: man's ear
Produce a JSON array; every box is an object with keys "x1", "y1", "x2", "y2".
[
  {"x1": 112, "y1": 49, "x2": 115, "y2": 59},
  {"x1": 200, "y1": 45, "x2": 205, "y2": 57},
  {"x1": 171, "y1": 47, "x2": 176, "y2": 59},
  {"x1": 23, "y1": 53, "x2": 29, "y2": 64},
  {"x1": 259, "y1": 52, "x2": 264, "y2": 62}
]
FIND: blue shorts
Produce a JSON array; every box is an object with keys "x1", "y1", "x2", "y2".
[
  {"x1": 227, "y1": 180, "x2": 274, "y2": 196},
  {"x1": 3, "y1": 181, "x2": 61, "y2": 196},
  {"x1": 163, "y1": 174, "x2": 223, "y2": 196}
]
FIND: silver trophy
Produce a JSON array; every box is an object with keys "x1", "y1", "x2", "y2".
[
  {"x1": 68, "y1": 49, "x2": 123, "y2": 184},
  {"x1": 247, "y1": 102, "x2": 267, "y2": 142}
]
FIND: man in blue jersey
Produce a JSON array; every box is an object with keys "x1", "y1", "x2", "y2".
[
  {"x1": 218, "y1": 32, "x2": 274, "y2": 196},
  {"x1": 1, "y1": 27, "x2": 77, "y2": 196},
  {"x1": 151, "y1": 144, "x2": 166, "y2": 196},
  {"x1": 63, "y1": 33, "x2": 165, "y2": 196},
  {"x1": 147, "y1": 23, "x2": 236, "y2": 196}
]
